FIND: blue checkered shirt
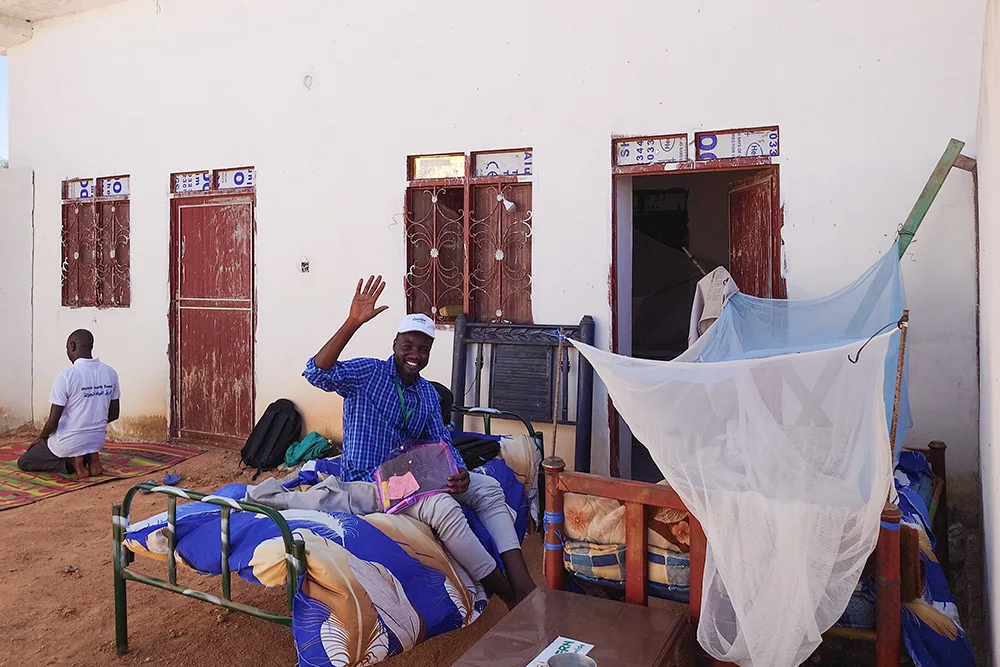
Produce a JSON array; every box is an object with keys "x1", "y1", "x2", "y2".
[{"x1": 303, "y1": 356, "x2": 465, "y2": 482}]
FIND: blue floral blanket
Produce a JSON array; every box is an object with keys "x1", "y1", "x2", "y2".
[{"x1": 124, "y1": 434, "x2": 539, "y2": 666}]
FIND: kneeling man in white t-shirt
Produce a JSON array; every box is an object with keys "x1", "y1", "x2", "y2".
[{"x1": 18, "y1": 330, "x2": 120, "y2": 479}]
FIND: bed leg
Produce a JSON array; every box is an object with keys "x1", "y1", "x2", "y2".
[
  {"x1": 112, "y1": 503, "x2": 129, "y2": 655},
  {"x1": 927, "y1": 440, "x2": 949, "y2": 575},
  {"x1": 689, "y1": 516, "x2": 705, "y2": 620},
  {"x1": 167, "y1": 495, "x2": 178, "y2": 586},
  {"x1": 221, "y1": 506, "x2": 232, "y2": 601},
  {"x1": 875, "y1": 502, "x2": 902, "y2": 667},
  {"x1": 542, "y1": 457, "x2": 566, "y2": 591},
  {"x1": 288, "y1": 538, "x2": 307, "y2": 613}
]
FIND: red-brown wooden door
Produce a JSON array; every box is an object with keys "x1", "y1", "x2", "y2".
[
  {"x1": 170, "y1": 196, "x2": 255, "y2": 445},
  {"x1": 728, "y1": 168, "x2": 785, "y2": 298}
]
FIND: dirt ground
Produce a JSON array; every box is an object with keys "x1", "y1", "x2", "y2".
[
  {"x1": 0, "y1": 446, "x2": 528, "y2": 667},
  {"x1": 0, "y1": 442, "x2": 984, "y2": 667}
]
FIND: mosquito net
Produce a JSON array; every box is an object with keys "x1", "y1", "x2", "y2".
[
  {"x1": 570, "y1": 245, "x2": 908, "y2": 666},
  {"x1": 677, "y1": 242, "x2": 911, "y2": 456}
]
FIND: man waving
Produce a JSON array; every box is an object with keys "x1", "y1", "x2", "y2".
[{"x1": 303, "y1": 276, "x2": 535, "y2": 608}]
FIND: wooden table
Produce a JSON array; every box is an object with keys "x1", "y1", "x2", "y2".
[{"x1": 452, "y1": 588, "x2": 694, "y2": 667}]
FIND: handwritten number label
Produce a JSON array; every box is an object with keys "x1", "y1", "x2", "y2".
[{"x1": 617, "y1": 137, "x2": 689, "y2": 165}]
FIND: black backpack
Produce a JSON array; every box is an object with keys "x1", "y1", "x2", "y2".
[
  {"x1": 241, "y1": 399, "x2": 303, "y2": 480},
  {"x1": 453, "y1": 433, "x2": 501, "y2": 470}
]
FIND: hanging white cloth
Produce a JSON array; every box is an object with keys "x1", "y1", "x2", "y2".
[
  {"x1": 689, "y1": 267, "x2": 739, "y2": 347},
  {"x1": 570, "y1": 333, "x2": 894, "y2": 667}
]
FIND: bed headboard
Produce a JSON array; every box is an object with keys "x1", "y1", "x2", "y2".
[{"x1": 450, "y1": 314, "x2": 597, "y2": 472}]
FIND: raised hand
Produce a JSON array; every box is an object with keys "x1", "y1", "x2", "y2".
[{"x1": 349, "y1": 275, "x2": 389, "y2": 325}]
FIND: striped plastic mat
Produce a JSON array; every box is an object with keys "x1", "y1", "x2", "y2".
[{"x1": 0, "y1": 441, "x2": 204, "y2": 511}]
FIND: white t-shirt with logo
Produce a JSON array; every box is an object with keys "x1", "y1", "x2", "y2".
[{"x1": 48, "y1": 357, "x2": 121, "y2": 458}]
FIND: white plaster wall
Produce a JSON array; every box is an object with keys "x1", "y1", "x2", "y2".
[
  {"x1": 0, "y1": 167, "x2": 33, "y2": 432},
  {"x1": 978, "y1": 0, "x2": 1000, "y2": 658},
  {"x1": 6, "y1": 0, "x2": 985, "y2": 475},
  {"x1": 902, "y1": 169, "x2": 980, "y2": 476}
]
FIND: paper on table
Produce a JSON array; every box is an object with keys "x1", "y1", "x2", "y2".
[
  {"x1": 387, "y1": 471, "x2": 420, "y2": 500},
  {"x1": 526, "y1": 636, "x2": 594, "y2": 667}
]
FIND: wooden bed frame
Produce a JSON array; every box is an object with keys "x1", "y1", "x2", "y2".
[
  {"x1": 542, "y1": 441, "x2": 949, "y2": 667},
  {"x1": 448, "y1": 314, "x2": 950, "y2": 663}
]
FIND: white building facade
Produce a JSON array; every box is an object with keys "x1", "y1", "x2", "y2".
[{"x1": 0, "y1": 1, "x2": 986, "y2": 487}]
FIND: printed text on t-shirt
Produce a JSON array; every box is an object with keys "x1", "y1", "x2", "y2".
[{"x1": 81, "y1": 384, "x2": 115, "y2": 398}]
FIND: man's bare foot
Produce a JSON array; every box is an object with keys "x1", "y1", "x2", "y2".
[
  {"x1": 481, "y1": 567, "x2": 518, "y2": 610},
  {"x1": 72, "y1": 456, "x2": 90, "y2": 480},
  {"x1": 87, "y1": 453, "x2": 104, "y2": 477}
]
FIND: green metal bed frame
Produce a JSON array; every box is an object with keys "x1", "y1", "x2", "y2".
[
  {"x1": 112, "y1": 410, "x2": 543, "y2": 657},
  {"x1": 112, "y1": 482, "x2": 306, "y2": 656},
  {"x1": 454, "y1": 405, "x2": 544, "y2": 448}
]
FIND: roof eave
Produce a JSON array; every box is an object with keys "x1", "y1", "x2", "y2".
[{"x1": 0, "y1": 13, "x2": 33, "y2": 54}]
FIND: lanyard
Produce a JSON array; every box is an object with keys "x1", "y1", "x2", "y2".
[{"x1": 394, "y1": 379, "x2": 415, "y2": 428}]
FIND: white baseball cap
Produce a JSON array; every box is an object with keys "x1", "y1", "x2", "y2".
[{"x1": 397, "y1": 313, "x2": 436, "y2": 340}]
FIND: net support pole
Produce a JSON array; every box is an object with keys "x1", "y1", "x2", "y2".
[
  {"x1": 888, "y1": 310, "x2": 910, "y2": 460},
  {"x1": 847, "y1": 139, "x2": 964, "y2": 337},
  {"x1": 876, "y1": 310, "x2": 907, "y2": 665},
  {"x1": 897, "y1": 139, "x2": 966, "y2": 258}
]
